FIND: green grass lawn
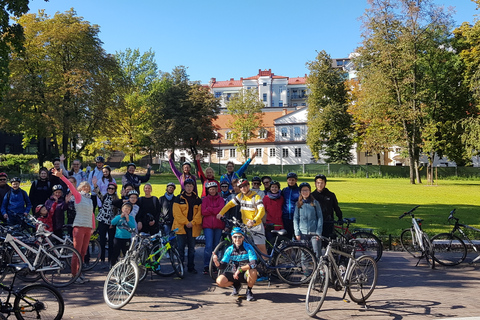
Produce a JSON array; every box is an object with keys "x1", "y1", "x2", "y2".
[{"x1": 141, "y1": 174, "x2": 480, "y2": 238}]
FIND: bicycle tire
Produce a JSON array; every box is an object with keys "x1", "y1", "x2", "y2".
[
  {"x1": 209, "y1": 240, "x2": 229, "y2": 281},
  {"x1": 431, "y1": 233, "x2": 467, "y2": 266},
  {"x1": 347, "y1": 255, "x2": 377, "y2": 303},
  {"x1": 400, "y1": 228, "x2": 423, "y2": 258},
  {"x1": 275, "y1": 245, "x2": 317, "y2": 285},
  {"x1": 103, "y1": 259, "x2": 139, "y2": 309},
  {"x1": 169, "y1": 248, "x2": 184, "y2": 278},
  {"x1": 83, "y1": 239, "x2": 101, "y2": 271},
  {"x1": 150, "y1": 243, "x2": 175, "y2": 277},
  {"x1": 14, "y1": 283, "x2": 64, "y2": 320},
  {"x1": 39, "y1": 245, "x2": 82, "y2": 287},
  {"x1": 137, "y1": 246, "x2": 149, "y2": 282},
  {"x1": 422, "y1": 234, "x2": 435, "y2": 269},
  {"x1": 305, "y1": 262, "x2": 329, "y2": 317},
  {"x1": 351, "y1": 231, "x2": 383, "y2": 262}
]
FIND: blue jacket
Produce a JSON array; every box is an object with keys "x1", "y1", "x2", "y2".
[
  {"x1": 220, "y1": 158, "x2": 252, "y2": 190},
  {"x1": 293, "y1": 199, "x2": 323, "y2": 237},
  {"x1": 281, "y1": 185, "x2": 300, "y2": 220},
  {"x1": 1, "y1": 188, "x2": 31, "y2": 217},
  {"x1": 111, "y1": 215, "x2": 136, "y2": 239}
]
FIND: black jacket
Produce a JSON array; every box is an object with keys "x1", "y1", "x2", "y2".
[{"x1": 311, "y1": 188, "x2": 342, "y2": 223}]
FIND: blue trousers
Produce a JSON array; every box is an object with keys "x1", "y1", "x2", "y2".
[{"x1": 203, "y1": 228, "x2": 222, "y2": 267}]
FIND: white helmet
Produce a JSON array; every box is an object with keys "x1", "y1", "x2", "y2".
[{"x1": 205, "y1": 182, "x2": 218, "y2": 189}]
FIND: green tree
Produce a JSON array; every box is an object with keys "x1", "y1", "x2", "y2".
[
  {"x1": 1, "y1": 9, "x2": 115, "y2": 166},
  {"x1": 225, "y1": 88, "x2": 264, "y2": 161},
  {"x1": 306, "y1": 50, "x2": 354, "y2": 164},
  {"x1": 354, "y1": 0, "x2": 457, "y2": 184}
]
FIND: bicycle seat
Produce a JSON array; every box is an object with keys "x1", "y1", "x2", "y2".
[
  {"x1": 7, "y1": 263, "x2": 29, "y2": 272},
  {"x1": 139, "y1": 232, "x2": 151, "y2": 238},
  {"x1": 415, "y1": 218, "x2": 423, "y2": 223},
  {"x1": 271, "y1": 229, "x2": 287, "y2": 236},
  {"x1": 344, "y1": 218, "x2": 356, "y2": 224}
]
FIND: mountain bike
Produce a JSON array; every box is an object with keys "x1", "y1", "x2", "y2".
[
  {"x1": 334, "y1": 218, "x2": 383, "y2": 262},
  {"x1": 399, "y1": 205, "x2": 435, "y2": 268},
  {"x1": 0, "y1": 263, "x2": 64, "y2": 320},
  {"x1": 305, "y1": 236, "x2": 377, "y2": 317},
  {"x1": 430, "y1": 209, "x2": 480, "y2": 266},
  {"x1": 209, "y1": 217, "x2": 317, "y2": 285}
]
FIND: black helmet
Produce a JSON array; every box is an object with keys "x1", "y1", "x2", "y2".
[
  {"x1": 237, "y1": 178, "x2": 249, "y2": 187},
  {"x1": 184, "y1": 178, "x2": 195, "y2": 186},
  {"x1": 315, "y1": 174, "x2": 327, "y2": 183},
  {"x1": 287, "y1": 172, "x2": 297, "y2": 179},
  {"x1": 52, "y1": 184, "x2": 63, "y2": 191},
  {"x1": 127, "y1": 163, "x2": 136, "y2": 169},
  {"x1": 252, "y1": 176, "x2": 261, "y2": 182},
  {"x1": 299, "y1": 182, "x2": 311, "y2": 190},
  {"x1": 95, "y1": 156, "x2": 105, "y2": 163},
  {"x1": 10, "y1": 177, "x2": 21, "y2": 183},
  {"x1": 271, "y1": 180, "x2": 281, "y2": 188}
]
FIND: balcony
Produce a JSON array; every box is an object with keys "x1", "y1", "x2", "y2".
[{"x1": 290, "y1": 94, "x2": 306, "y2": 100}]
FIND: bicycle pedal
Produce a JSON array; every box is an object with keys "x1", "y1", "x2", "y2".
[{"x1": 342, "y1": 299, "x2": 350, "y2": 303}]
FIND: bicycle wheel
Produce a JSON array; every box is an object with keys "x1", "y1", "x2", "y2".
[
  {"x1": 83, "y1": 239, "x2": 101, "y2": 271},
  {"x1": 275, "y1": 245, "x2": 317, "y2": 285},
  {"x1": 400, "y1": 228, "x2": 423, "y2": 258},
  {"x1": 422, "y1": 234, "x2": 435, "y2": 269},
  {"x1": 169, "y1": 248, "x2": 184, "y2": 278},
  {"x1": 352, "y1": 231, "x2": 383, "y2": 262},
  {"x1": 431, "y1": 233, "x2": 467, "y2": 266},
  {"x1": 305, "y1": 262, "x2": 329, "y2": 317},
  {"x1": 150, "y1": 242, "x2": 175, "y2": 277},
  {"x1": 104, "y1": 259, "x2": 139, "y2": 309},
  {"x1": 137, "y1": 246, "x2": 148, "y2": 282},
  {"x1": 209, "y1": 240, "x2": 229, "y2": 281},
  {"x1": 14, "y1": 283, "x2": 64, "y2": 320},
  {"x1": 39, "y1": 245, "x2": 82, "y2": 287},
  {"x1": 347, "y1": 255, "x2": 377, "y2": 303}
]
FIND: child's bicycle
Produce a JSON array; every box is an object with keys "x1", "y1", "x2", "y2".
[
  {"x1": 0, "y1": 263, "x2": 64, "y2": 320},
  {"x1": 137, "y1": 228, "x2": 184, "y2": 281}
]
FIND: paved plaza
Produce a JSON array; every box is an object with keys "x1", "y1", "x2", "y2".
[{"x1": 23, "y1": 249, "x2": 480, "y2": 320}]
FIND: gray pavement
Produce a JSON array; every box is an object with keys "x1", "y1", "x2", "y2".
[{"x1": 19, "y1": 249, "x2": 480, "y2": 320}]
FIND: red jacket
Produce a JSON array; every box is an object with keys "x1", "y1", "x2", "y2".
[
  {"x1": 263, "y1": 194, "x2": 284, "y2": 230},
  {"x1": 201, "y1": 194, "x2": 225, "y2": 229}
]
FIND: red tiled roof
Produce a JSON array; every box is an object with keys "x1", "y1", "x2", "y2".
[
  {"x1": 211, "y1": 80, "x2": 243, "y2": 88},
  {"x1": 288, "y1": 77, "x2": 306, "y2": 85}
]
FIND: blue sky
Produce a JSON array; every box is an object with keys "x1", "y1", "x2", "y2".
[{"x1": 26, "y1": 0, "x2": 479, "y2": 84}]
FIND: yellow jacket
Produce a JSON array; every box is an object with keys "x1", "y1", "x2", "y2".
[
  {"x1": 218, "y1": 190, "x2": 265, "y2": 226},
  {"x1": 172, "y1": 191, "x2": 203, "y2": 237}
]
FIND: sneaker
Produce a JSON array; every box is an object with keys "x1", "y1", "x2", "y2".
[
  {"x1": 231, "y1": 283, "x2": 241, "y2": 296},
  {"x1": 203, "y1": 267, "x2": 209, "y2": 275},
  {"x1": 256, "y1": 276, "x2": 268, "y2": 282},
  {"x1": 75, "y1": 277, "x2": 86, "y2": 284},
  {"x1": 188, "y1": 268, "x2": 198, "y2": 274},
  {"x1": 246, "y1": 289, "x2": 256, "y2": 301},
  {"x1": 79, "y1": 274, "x2": 90, "y2": 283}
]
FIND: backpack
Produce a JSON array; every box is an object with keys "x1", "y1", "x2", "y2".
[{"x1": 5, "y1": 189, "x2": 29, "y2": 211}]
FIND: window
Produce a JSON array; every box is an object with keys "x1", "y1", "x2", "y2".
[
  {"x1": 225, "y1": 131, "x2": 232, "y2": 140},
  {"x1": 279, "y1": 100, "x2": 283, "y2": 107},
  {"x1": 295, "y1": 148, "x2": 301, "y2": 157},
  {"x1": 365, "y1": 151, "x2": 373, "y2": 157},
  {"x1": 294, "y1": 127, "x2": 301, "y2": 137},
  {"x1": 217, "y1": 149, "x2": 223, "y2": 158},
  {"x1": 226, "y1": 93, "x2": 231, "y2": 101},
  {"x1": 259, "y1": 128, "x2": 267, "y2": 139},
  {"x1": 263, "y1": 93, "x2": 267, "y2": 102},
  {"x1": 293, "y1": 103, "x2": 297, "y2": 107},
  {"x1": 269, "y1": 148, "x2": 276, "y2": 157},
  {"x1": 214, "y1": 91, "x2": 221, "y2": 98},
  {"x1": 279, "y1": 87, "x2": 283, "y2": 94},
  {"x1": 281, "y1": 128, "x2": 288, "y2": 137},
  {"x1": 230, "y1": 149, "x2": 236, "y2": 158},
  {"x1": 158, "y1": 151, "x2": 165, "y2": 159},
  {"x1": 282, "y1": 148, "x2": 289, "y2": 158},
  {"x1": 4, "y1": 144, "x2": 12, "y2": 154},
  {"x1": 256, "y1": 148, "x2": 262, "y2": 157},
  {"x1": 395, "y1": 148, "x2": 401, "y2": 153},
  {"x1": 263, "y1": 83, "x2": 267, "y2": 86},
  {"x1": 301, "y1": 103, "x2": 306, "y2": 106},
  {"x1": 247, "y1": 87, "x2": 251, "y2": 90},
  {"x1": 336, "y1": 60, "x2": 344, "y2": 67}
]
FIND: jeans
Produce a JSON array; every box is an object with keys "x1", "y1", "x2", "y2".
[
  {"x1": 203, "y1": 228, "x2": 222, "y2": 267},
  {"x1": 301, "y1": 234, "x2": 322, "y2": 259},
  {"x1": 177, "y1": 227, "x2": 196, "y2": 270}
]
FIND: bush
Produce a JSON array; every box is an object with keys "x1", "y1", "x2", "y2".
[{"x1": 0, "y1": 154, "x2": 37, "y2": 174}]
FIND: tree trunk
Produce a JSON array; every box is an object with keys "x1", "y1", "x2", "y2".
[{"x1": 130, "y1": 153, "x2": 134, "y2": 163}]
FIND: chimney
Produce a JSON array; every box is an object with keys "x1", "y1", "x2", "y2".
[{"x1": 282, "y1": 108, "x2": 288, "y2": 115}]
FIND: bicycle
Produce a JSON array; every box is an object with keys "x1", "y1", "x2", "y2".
[
  {"x1": 137, "y1": 228, "x2": 184, "y2": 281},
  {"x1": 209, "y1": 217, "x2": 317, "y2": 286},
  {"x1": 0, "y1": 263, "x2": 64, "y2": 320},
  {"x1": 430, "y1": 209, "x2": 480, "y2": 266},
  {"x1": 305, "y1": 236, "x2": 378, "y2": 317},
  {"x1": 399, "y1": 205, "x2": 435, "y2": 268},
  {"x1": 0, "y1": 223, "x2": 83, "y2": 287},
  {"x1": 334, "y1": 218, "x2": 383, "y2": 262},
  {"x1": 103, "y1": 225, "x2": 142, "y2": 309}
]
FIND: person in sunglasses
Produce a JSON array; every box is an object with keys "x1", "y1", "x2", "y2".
[{"x1": 212, "y1": 227, "x2": 257, "y2": 301}]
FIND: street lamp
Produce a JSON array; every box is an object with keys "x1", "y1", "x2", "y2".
[{"x1": 218, "y1": 139, "x2": 222, "y2": 175}]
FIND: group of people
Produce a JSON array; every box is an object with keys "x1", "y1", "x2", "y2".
[{"x1": 0, "y1": 151, "x2": 344, "y2": 302}]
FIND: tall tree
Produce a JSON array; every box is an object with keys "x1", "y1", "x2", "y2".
[
  {"x1": 1, "y1": 9, "x2": 115, "y2": 165},
  {"x1": 306, "y1": 50, "x2": 354, "y2": 164},
  {"x1": 225, "y1": 88, "x2": 264, "y2": 161},
  {"x1": 354, "y1": 0, "x2": 457, "y2": 184}
]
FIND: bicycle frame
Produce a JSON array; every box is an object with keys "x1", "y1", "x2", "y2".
[
  {"x1": 449, "y1": 211, "x2": 480, "y2": 263},
  {"x1": 409, "y1": 218, "x2": 425, "y2": 252},
  {"x1": 322, "y1": 241, "x2": 356, "y2": 290}
]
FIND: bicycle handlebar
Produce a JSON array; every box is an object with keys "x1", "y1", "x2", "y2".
[
  {"x1": 447, "y1": 209, "x2": 458, "y2": 221},
  {"x1": 399, "y1": 205, "x2": 420, "y2": 219}
]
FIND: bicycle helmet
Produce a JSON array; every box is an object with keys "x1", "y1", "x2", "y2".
[
  {"x1": 314, "y1": 174, "x2": 327, "y2": 183},
  {"x1": 127, "y1": 162, "x2": 136, "y2": 169},
  {"x1": 10, "y1": 177, "x2": 21, "y2": 183},
  {"x1": 220, "y1": 182, "x2": 229, "y2": 187},
  {"x1": 103, "y1": 165, "x2": 112, "y2": 171},
  {"x1": 35, "y1": 204, "x2": 46, "y2": 214},
  {"x1": 95, "y1": 156, "x2": 105, "y2": 163},
  {"x1": 286, "y1": 172, "x2": 298, "y2": 179},
  {"x1": 237, "y1": 178, "x2": 249, "y2": 188},
  {"x1": 52, "y1": 184, "x2": 63, "y2": 191},
  {"x1": 166, "y1": 182, "x2": 176, "y2": 189},
  {"x1": 182, "y1": 161, "x2": 191, "y2": 168},
  {"x1": 128, "y1": 190, "x2": 139, "y2": 197},
  {"x1": 205, "y1": 181, "x2": 218, "y2": 189},
  {"x1": 271, "y1": 180, "x2": 281, "y2": 188},
  {"x1": 107, "y1": 182, "x2": 117, "y2": 189},
  {"x1": 184, "y1": 178, "x2": 195, "y2": 186},
  {"x1": 252, "y1": 176, "x2": 261, "y2": 182},
  {"x1": 231, "y1": 227, "x2": 245, "y2": 237},
  {"x1": 0, "y1": 172, "x2": 7, "y2": 178},
  {"x1": 299, "y1": 182, "x2": 311, "y2": 190}
]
